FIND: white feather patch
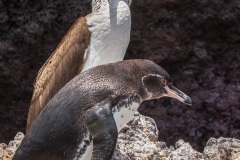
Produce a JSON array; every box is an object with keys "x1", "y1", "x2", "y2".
[
  {"x1": 74, "y1": 132, "x2": 93, "y2": 160},
  {"x1": 112, "y1": 101, "x2": 140, "y2": 132}
]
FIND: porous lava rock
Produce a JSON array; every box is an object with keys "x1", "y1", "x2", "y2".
[{"x1": 2, "y1": 114, "x2": 240, "y2": 160}]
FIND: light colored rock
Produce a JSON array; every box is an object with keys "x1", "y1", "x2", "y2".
[
  {"x1": 113, "y1": 112, "x2": 240, "y2": 160},
  {"x1": 113, "y1": 112, "x2": 173, "y2": 160},
  {"x1": 0, "y1": 132, "x2": 24, "y2": 160},
  {"x1": 166, "y1": 140, "x2": 204, "y2": 160},
  {"x1": 113, "y1": 112, "x2": 205, "y2": 160},
  {"x1": 204, "y1": 137, "x2": 240, "y2": 160},
  {"x1": 1, "y1": 114, "x2": 240, "y2": 160}
]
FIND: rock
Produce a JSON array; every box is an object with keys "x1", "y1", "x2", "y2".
[
  {"x1": 112, "y1": 113, "x2": 240, "y2": 160},
  {"x1": 113, "y1": 112, "x2": 173, "y2": 160},
  {"x1": 113, "y1": 113, "x2": 240, "y2": 160},
  {"x1": 204, "y1": 137, "x2": 240, "y2": 160},
  {"x1": 0, "y1": 132, "x2": 24, "y2": 160},
  {"x1": 167, "y1": 140, "x2": 204, "y2": 160},
  {"x1": 1, "y1": 114, "x2": 240, "y2": 160}
]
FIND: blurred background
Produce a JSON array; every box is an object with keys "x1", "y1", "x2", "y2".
[{"x1": 0, "y1": 0, "x2": 239, "y2": 151}]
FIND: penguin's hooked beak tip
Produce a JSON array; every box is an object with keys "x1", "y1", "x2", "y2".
[{"x1": 164, "y1": 84, "x2": 192, "y2": 105}]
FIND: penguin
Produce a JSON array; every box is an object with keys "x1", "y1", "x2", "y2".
[
  {"x1": 14, "y1": 59, "x2": 192, "y2": 160},
  {"x1": 27, "y1": 0, "x2": 132, "y2": 130}
]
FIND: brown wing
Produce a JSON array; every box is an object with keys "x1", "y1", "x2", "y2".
[{"x1": 26, "y1": 17, "x2": 91, "y2": 131}]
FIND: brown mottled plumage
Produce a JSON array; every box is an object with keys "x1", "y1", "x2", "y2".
[{"x1": 27, "y1": 17, "x2": 91, "y2": 131}]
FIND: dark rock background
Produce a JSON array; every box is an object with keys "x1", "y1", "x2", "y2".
[{"x1": 0, "y1": 0, "x2": 239, "y2": 151}]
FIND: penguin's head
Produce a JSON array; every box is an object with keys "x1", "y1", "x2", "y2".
[{"x1": 142, "y1": 72, "x2": 192, "y2": 105}]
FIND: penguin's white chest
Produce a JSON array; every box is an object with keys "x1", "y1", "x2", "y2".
[{"x1": 112, "y1": 101, "x2": 140, "y2": 132}]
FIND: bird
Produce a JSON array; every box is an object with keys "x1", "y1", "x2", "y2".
[
  {"x1": 27, "y1": 0, "x2": 132, "y2": 130},
  {"x1": 14, "y1": 59, "x2": 192, "y2": 160}
]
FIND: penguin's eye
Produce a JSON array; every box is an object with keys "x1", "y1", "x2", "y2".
[{"x1": 160, "y1": 79, "x2": 166, "y2": 84}]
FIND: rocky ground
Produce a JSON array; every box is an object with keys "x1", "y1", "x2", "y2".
[
  {"x1": 1, "y1": 114, "x2": 240, "y2": 160},
  {"x1": 114, "y1": 113, "x2": 240, "y2": 160},
  {"x1": 0, "y1": 0, "x2": 239, "y2": 151}
]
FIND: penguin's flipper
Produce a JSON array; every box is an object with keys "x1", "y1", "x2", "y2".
[{"x1": 84, "y1": 98, "x2": 118, "y2": 160}]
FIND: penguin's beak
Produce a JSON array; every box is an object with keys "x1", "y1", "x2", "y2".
[{"x1": 164, "y1": 84, "x2": 192, "y2": 105}]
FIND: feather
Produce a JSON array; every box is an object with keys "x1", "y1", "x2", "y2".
[{"x1": 26, "y1": 17, "x2": 91, "y2": 131}]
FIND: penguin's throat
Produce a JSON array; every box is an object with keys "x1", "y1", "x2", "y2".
[{"x1": 112, "y1": 95, "x2": 141, "y2": 132}]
